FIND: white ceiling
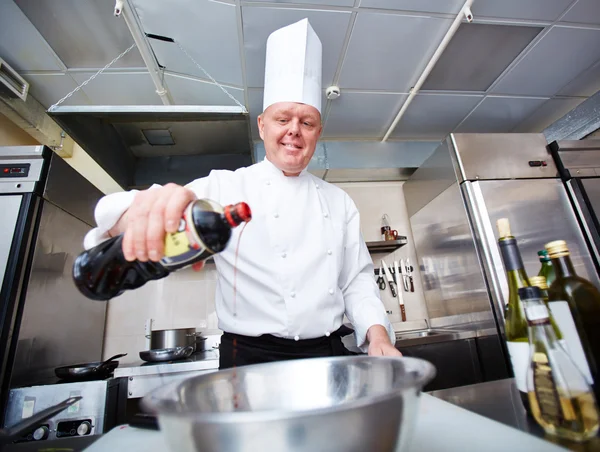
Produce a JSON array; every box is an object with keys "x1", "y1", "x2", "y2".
[{"x1": 1, "y1": 0, "x2": 599, "y2": 144}]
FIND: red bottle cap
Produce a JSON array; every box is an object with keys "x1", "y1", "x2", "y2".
[{"x1": 224, "y1": 202, "x2": 252, "y2": 227}]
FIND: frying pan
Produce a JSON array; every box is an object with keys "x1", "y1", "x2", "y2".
[{"x1": 55, "y1": 353, "x2": 127, "y2": 381}]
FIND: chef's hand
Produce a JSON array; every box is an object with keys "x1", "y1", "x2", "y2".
[
  {"x1": 367, "y1": 324, "x2": 402, "y2": 357},
  {"x1": 109, "y1": 184, "x2": 201, "y2": 267}
]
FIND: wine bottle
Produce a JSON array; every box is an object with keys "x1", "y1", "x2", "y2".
[
  {"x1": 73, "y1": 199, "x2": 251, "y2": 301},
  {"x1": 538, "y1": 250, "x2": 556, "y2": 286},
  {"x1": 520, "y1": 286, "x2": 599, "y2": 442},
  {"x1": 545, "y1": 240, "x2": 600, "y2": 401},
  {"x1": 496, "y1": 218, "x2": 530, "y2": 409},
  {"x1": 528, "y1": 276, "x2": 563, "y2": 341}
]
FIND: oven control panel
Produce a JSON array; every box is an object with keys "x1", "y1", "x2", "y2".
[{"x1": 0, "y1": 163, "x2": 30, "y2": 178}]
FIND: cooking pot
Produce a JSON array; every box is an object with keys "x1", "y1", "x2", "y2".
[
  {"x1": 142, "y1": 356, "x2": 436, "y2": 452},
  {"x1": 147, "y1": 328, "x2": 200, "y2": 351}
]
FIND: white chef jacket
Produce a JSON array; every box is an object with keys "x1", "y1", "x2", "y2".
[{"x1": 84, "y1": 158, "x2": 394, "y2": 351}]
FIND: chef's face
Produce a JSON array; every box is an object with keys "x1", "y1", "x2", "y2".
[{"x1": 258, "y1": 102, "x2": 322, "y2": 176}]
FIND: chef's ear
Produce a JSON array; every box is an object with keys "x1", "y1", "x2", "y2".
[{"x1": 257, "y1": 114, "x2": 265, "y2": 140}]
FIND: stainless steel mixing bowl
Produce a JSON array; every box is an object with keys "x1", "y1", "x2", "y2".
[{"x1": 142, "y1": 356, "x2": 435, "y2": 452}]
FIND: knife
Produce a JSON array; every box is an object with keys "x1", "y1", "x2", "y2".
[
  {"x1": 394, "y1": 261, "x2": 406, "y2": 321},
  {"x1": 381, "y1": 260, "x2": 397, "y2": 298},
  {"x1": 400, "y1": 259, "x2": 409, "y2": 292},
  {"x1": 406, "y1": 258, "x2": 415, "y2": 292}
]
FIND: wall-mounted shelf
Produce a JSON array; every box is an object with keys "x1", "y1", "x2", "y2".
[{"x1": 366, "y1": 238, "x2": 407, "y2": 254}]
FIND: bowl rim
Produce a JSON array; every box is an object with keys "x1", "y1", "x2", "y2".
[{"x1": 141, "y1": 356, "x2": 436, "y2": 423}]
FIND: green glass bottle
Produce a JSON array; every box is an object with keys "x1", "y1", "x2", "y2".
[
  {"x1": 545, "y1": 240, "x2": 600, "y2": 402},
  {"x1": 496, "y1": 218, "x2": 530, "y2": 410},
  {"x1": 538, "y1": 250, "x2": 556, "y2": 286}
]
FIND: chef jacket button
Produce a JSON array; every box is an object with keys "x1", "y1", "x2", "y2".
[
  {"x1": 316, "y1": 184, "x2": 320, "y2": 189},
  {"x1": 281, "y1": 252, "x2": 287, "y2": 258},
  {"x1": 328, "y1": 288, "x2": 334, "y2": 295},
  {"x1": 323, "y1": 212, "x2": 329, "y2": 218},
  {"x1": 327, "y1": 249, "x2": 332, "y2": 255},
  {"x1": 266, "y1": 180, "x2": 271, "y2": 186},
  {"x1": 273, "y1": 213, "x2": 279, "y2": 218},
  {"x1": 325, "y1": 331, "x2": 330, "y2": 337},
  {"x1": 290, "y1": 291, "x2": 296, "y2": 298},
  {"x1": 294, "y1": 335, "x2": 300, "y2": 341}
]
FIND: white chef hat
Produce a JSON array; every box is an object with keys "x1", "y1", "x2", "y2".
[{"x1": 263, "y1": 19, "x2": 322, "y2": 114}]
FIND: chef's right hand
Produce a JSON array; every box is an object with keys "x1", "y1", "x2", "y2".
[{"x1": 111, "y1": 184, "x2": 197, "y2": 263}]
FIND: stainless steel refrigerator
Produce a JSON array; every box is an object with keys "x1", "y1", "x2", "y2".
[
  {"x1": 404, "y1": 133, "x2": 600, "y2": 382},
  {"x1": 0, "y1": 146, "x2": 106, "y2": 423}
]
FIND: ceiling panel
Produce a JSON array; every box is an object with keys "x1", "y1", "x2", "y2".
[
  {"x1": 391, "y1": 93, "x2": 483, "y2": 139},
  {"x1": 358, "y1": 0, "x2": 463, "y2": 14},
  {"x1": 513, "y1": 97, "x2": 586, "y2": 132},
  {"x1": 22, "y1": 73, "x2": 91, "y2": 108},
  {"x1": 242, "y1": 7, "x2": 352, "y2": 88},
  {"x1": 472, "y1": 0, "x2": 572, "y2": 21},
  {"x1": 456, "y1": 96, "x2": 549, "y2": 133},
  {"x1": 0, "y1": 1, "x2": 64, "y2": 71},
  {"x1": 164, "y1": 73, "x2": 245, "y2": 106},
  {"x1": 134, "y1": 0, "x2": 243, "y2": 86},
  {"x1": 491, "y1": 26, "x2": 600, "y2": 97},
  {"x1": 557, "y1": 59, "x2": 600, "y2": 97},
  {"x1": 70, "y1": 71, "x2": 160, "y2": 105},
  {"x1": 422, "y1": 24, "x2": 542, "y2": 91},
  {"x1": 561, "y1": 0, "x2": 600, "y2": 25},
  {"x1": 340, "y1": 12, "x2": 452, "y2": 91},
  {"x1": 323, "y1": 92, "x2": 406, "y2": 139},
  {"x1": 14, "y1": 0, "x2": 144, "y2": 69},
  {"x1": 249, "y1": 0, "x2": 355, "y2": 6}
]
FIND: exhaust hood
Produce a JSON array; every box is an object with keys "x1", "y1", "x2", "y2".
[{"x1": 48, "y1": 105, "x2": 253, "y2": 190}]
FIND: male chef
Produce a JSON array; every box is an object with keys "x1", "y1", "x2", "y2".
[{"x1": 84, "y1": 19, "x2": 400, "y2": 368}]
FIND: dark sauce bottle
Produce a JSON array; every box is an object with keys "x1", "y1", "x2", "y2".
[{"x1": 73, "y1": 200, "x2": 251, "y2": 301}]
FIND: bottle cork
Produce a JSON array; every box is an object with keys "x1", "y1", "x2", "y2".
[{"x1": 496, "y1": 218, "x2": 512, "y2": 239}]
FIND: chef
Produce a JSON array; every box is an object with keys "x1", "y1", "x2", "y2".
[{"x1": 84, "y1": 19, "x2": 400, "y2": 368}]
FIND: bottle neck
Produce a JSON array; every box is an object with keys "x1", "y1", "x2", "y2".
[
  {"x1": 499, "y1": 237, "x2": 529, "y2": 285},
  {"x1": 551, "y1": 255, "x2": 576, "y2": 279}
]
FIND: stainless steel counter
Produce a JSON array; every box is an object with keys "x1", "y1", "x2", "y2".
[
  {"x1": 114, "y1": 350, "x2": 220, "y2": 399},
  {"x1": 430, "y1": 378, "x2": 600, "y2": 451}
]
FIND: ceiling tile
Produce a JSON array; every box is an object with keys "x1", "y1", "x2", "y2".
[
  {"x1": 491, "y1": 26, "x2": 600, "y2": 97},
  {"x1": 323, "y1": 92, "x2": 407, "y2": 139},
  {"x1": 14, "y1": 0, "x2": 144, "y2": 69},
  {"x1": 249, "y1": 0, "x2": 354, "y2": 6},
  {"x1": 456, "y1": 96, "x2": 549, "y2": 133},
  {"x1": 70, "y1": 71, "x2": 160, "y2": 105},
  {"x1": 391, "y1": 93, "x2": 483, "y2": 139},
  {"x1": 164, "y1": 73, "x2": 245, "y2": 106},
  {"x1": 513, "y1": 97, "x2": 586, "y2": 132},
  {"x1": 359, "y1": 0, "x2": 463, "y2": 14},
  {"x1": 134, "y1": 0, "x2": 243, "y2": 86},
  {"x1": 242, "y1": 7, "x2": 352, "y2": 88},
  {"x1": 339, "y1": 12, "x2": 452, "y2": 91},
  {"x1": 557, "y1": 59, "x2": 600, "y2": 97},
  {"x1": 561, "y1": 0, "x2": 600, "y2": 25},
  {"x1": 22, "y1": 73, "x2": 91, "y2": 108},
  {"x1": 422, "y1": 24, "x2": 542, "y2": 91},
  {"x1": 0, "y1": 1, "x2": 64, "y2": 71},
  {"x1": 247, "y1": 88, "x2": 264, "y2": 139},
  {"x1": 472, "y1": 0, "x2": 572, "y2": 21}
]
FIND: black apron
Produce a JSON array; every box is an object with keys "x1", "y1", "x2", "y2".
[{"x1": 219, "y1": 326, "x2": 357, "y2": 369}]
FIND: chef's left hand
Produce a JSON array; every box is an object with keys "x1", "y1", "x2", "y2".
[{"x1": 367, "y1": 325, "x2": 402, "y2": 357}]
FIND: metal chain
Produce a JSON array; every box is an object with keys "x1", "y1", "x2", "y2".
[
  {"x1": 175, "y1": 41, "x2": 247, "y2": 113},
  {"x1": 48, "y1": 43, "x2": 137, "y2": 111}
]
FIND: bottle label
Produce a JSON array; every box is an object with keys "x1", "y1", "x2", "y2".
[
  {"x1": 525, "y1": 305, "x2": 550, "y2": 323},
  {"x1": 161, "y1": 203, "x2": 211, "y2": 270},
  {"x1": 507, "y1": 341, "x2": 530, "y2": 392},
  {"x1": 532, "y1": 353, "x2": 564, "y2": 425},
  {"x1": 499, "y1": 239, "x2": 524, "y2": 271},
  {"x1": 548, "y1": 301, "x2": 594, "y2": 385}
]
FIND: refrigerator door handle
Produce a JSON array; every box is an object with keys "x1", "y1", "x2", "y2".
[{"x1": 461, "y1": 181, "x2": 508, "y2": 325}]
